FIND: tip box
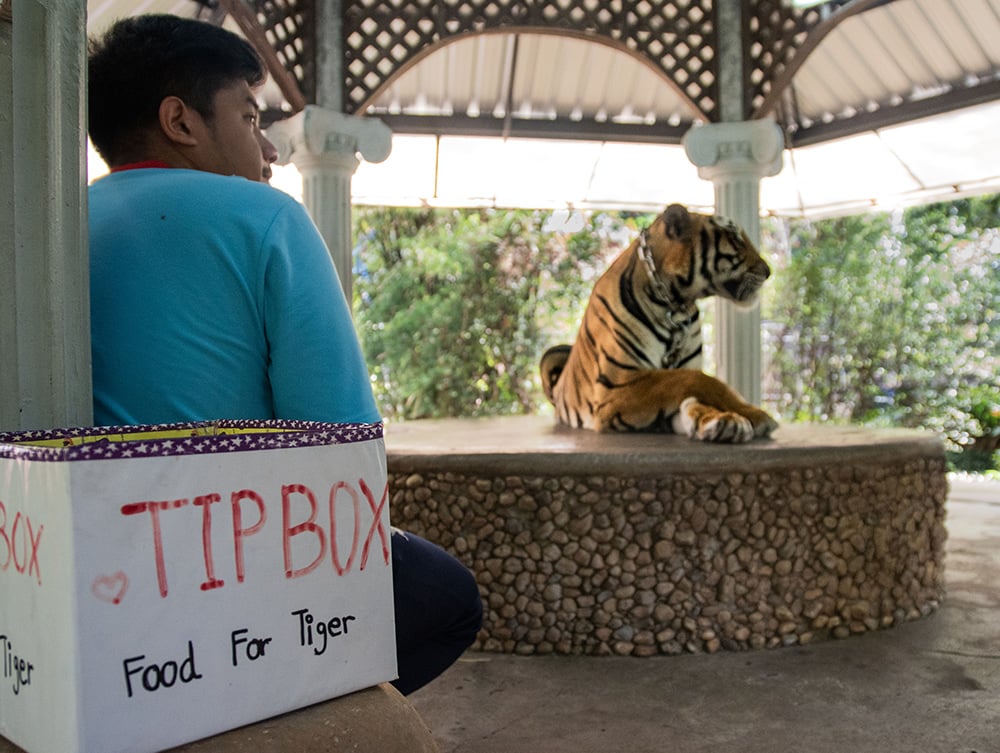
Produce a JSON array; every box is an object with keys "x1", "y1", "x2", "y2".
[{"x1": 0, "y1": 420, "x2": 396, "y2": 753}]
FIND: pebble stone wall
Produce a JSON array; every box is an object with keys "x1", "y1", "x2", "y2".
[{"x1": 386, "y1": 421, "x2": 948, "y2": 657}]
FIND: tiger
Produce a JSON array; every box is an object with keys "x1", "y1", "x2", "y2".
[{"x1": 540, "y1": 203, "x2": 778, "y2": 443}]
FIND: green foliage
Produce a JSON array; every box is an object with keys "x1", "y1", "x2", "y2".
[
  {"x1": 352, "y1": 208, "x2": 625, "y2": 420},
  {"x1": 351, "y1": 197, "x2": 998, "y2": 476},
  {"x1": 967, "y1": 384, "x2": 1000, "y2": 437},
  {"x1": 762, "y1": 214, "x2": 893, "y2": 422},
  {"x1": 762, "y1": 195, "x2": 1000, "y2": 462}
]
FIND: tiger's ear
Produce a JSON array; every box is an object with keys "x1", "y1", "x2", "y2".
[{"x1": 663, "y1": 204, "x2": 691, "y2": 240}]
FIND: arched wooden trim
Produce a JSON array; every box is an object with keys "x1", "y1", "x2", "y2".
[
  {"x1": 354, "y1": 26, "x2": 710, "y2": 124},
  {"x1": 222, "y1": 0, "x2": 308, "y2": 113},
  {"x1": 749, "y1": 0, "x2": 899, "y2": 119}
]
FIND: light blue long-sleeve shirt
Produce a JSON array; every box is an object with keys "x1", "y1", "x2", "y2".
[{"x1": 89, "y1": 168, "x2": 380, "y2": 427}]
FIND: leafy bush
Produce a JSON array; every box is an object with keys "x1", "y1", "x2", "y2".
[
  {"x1": 352, "y1": 208, "x2": 629, "y2": 420},
  {"x1": 761, "y1": 196, "x2": 1000, "y2": 465}
]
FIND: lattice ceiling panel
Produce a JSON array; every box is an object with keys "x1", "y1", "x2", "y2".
[
  {"x1": 745, "y1": 0, "x2": 837, "y2": 119},
  {"x1": 251, "y1": 0, "x2": 316, "y2": 104},
  {"x1": 343, "y1": 0, "x2": 719, "y2": 120}
]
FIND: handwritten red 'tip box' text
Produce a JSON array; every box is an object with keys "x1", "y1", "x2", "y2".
[{"x1": 0, "y1": 420, "x2": 396, "y2": 753}]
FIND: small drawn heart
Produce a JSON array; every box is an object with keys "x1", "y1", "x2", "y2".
[{"x1": 92, "y1": 571, "x2": 128, "y2": 605}]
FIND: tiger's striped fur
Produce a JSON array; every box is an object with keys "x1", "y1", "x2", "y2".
[{"x1": 540, "y1": 203, "x2": 778, "y2": 442}]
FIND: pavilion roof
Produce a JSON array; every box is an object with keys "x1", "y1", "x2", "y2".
[{"x1": 85, "y1": 0, "x2": 1000, "y2": 215}]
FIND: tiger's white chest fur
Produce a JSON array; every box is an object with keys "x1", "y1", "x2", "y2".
[
  {"x1": 622, "y1": 237, "x2": 706, "y2": 373},
  {"x1": 629, "y1": 226, "x2": 707, "y2": 372}
]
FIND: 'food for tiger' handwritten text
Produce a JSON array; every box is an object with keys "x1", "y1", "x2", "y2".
[
  {"x1": 122, "y1": 640, "x2": 202, "y2": 698},
  {"x1": 121, "y1": 479, "x2": 390, "y2": 598},
  {"x1": 291, "y1": 607, "x2": 356, "y2": 656},
  {"x1": 230, "y1": 628, "x2": 272, "y2": 666},
  {"x1": 0, "y1": 633, "x2": 35, "y2": 696}
]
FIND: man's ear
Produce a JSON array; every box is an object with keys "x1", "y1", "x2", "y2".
[{"x1": 158, "y1": 96, "x2": 201, "y2": 147}]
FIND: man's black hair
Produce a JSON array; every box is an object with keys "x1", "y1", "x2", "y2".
[{"x1": 88, "y1": 14, "x2": 265, "y2": 166}]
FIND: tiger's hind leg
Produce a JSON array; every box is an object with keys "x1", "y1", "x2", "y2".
[{"x1": 593, "y1": 368, "x2": 778, "y2": 442}]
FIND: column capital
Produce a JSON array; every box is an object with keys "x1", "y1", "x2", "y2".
[
  {"x1": 267, "y1": 105, "x2": 393, "y2": 169},
  {"x1": 682, "y1": 120, "x2": 784, "y2": 181},
  {"x1": 262, "y1": 106, "x2": 391, "y2": 305}
]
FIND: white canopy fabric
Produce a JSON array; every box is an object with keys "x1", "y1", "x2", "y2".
[
  {"x1": 90, "y1": 97, "x2": 1000, "y2": 218},
  {"x1": 342, "y1": 99, "x2": 1000, "y2": 218}
]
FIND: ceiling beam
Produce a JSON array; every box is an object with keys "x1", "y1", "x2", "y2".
[
  {"x1": 373, "y1": 113, "x2": 690, "y2": 145},
  {"x1": 787, "y1": 79, "x2": 1000, "y2": 147}
]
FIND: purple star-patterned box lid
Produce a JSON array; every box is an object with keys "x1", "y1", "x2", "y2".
[{"x1": 0, "y1": 419, "x2": 384, "y2": 462}]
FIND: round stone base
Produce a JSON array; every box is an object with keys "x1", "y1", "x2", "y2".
[{"x1": 386, "y1": 417, "x2": 948, "y2": 656}]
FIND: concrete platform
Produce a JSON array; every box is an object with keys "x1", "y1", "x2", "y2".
[{"x1": 409, "y1": 476, "x2": 1000, "y2": 753}]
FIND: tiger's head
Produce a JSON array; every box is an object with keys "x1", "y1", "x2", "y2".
[{"x1": 644, "y1": 203, "x2": 770, "y2": 308}]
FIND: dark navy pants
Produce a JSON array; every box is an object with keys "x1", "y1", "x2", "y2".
[{"x1": 389, "y1": 529, "x2": 483, "y2": 695}]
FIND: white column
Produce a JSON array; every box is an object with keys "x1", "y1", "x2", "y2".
[
  {"x1": 267, "y1": 106, "x2": 391, "y2": 304},
  {"x1": 0, "y1": 0, "x2": 91, "y2": 431},
  {"x1": 683, "y1": 120, "x2": 784, "y2": 405},
  {"x1": 314, "y1": 0, "x2": 344, "y2": 111}
]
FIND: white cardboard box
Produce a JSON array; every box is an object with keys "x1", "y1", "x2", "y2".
[{"x1": 0, "y1": 420, "x2": 396, "y2": 753}]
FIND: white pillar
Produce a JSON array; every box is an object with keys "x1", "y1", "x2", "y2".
[
  {"x1": 267, "y1": 106, "x2": 391, "y2": 304},
  {"x1": 314, "y1": 0, "x2": 344, "y2": 111},
  {"x1": 683, "y1": 120, "x2": 784, "y2": 405},
  {"x1": 0, "y1": 0, "x2": 91, "y2": 431}
]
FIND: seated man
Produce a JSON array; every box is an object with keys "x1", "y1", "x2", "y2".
[{"x1": 87, "y1": 13, "x2": 481, "y2": 695}]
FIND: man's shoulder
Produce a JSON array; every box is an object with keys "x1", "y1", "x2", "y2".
[
  {"x1": 91, "y1": 168, "x2": 304, "y2": 221},
  {"x1": 192, "y1": 171, "x2": 303, "y2": 213},
  {"x1": 93, "y1": 168, "x2": 293, "y2": 202}
]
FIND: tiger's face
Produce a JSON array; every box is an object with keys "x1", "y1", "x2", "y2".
[{"x1": 653, "y1": 204, "x2": 771, "y2": 308}]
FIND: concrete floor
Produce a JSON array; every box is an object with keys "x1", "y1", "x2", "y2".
[{"x1": 410, "y1": 477, "x2": 1000, "y2": 753}]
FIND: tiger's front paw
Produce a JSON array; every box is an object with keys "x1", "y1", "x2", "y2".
[
  {"x1": 672, "y1": 398, "x2": 755, "y2": 443},
  {"x1": 749, "y1": 408, "x2": 779, "y2": 438}
]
